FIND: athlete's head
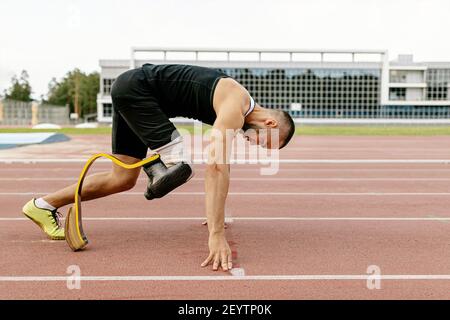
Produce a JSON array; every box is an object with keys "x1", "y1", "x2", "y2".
[{"x1": 242, "y1": 104, "x2": 295, "y2": 149}]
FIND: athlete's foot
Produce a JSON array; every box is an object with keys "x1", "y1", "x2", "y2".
[{"x1": 22, "y1": 198, "x2": 65, "y2": 240}]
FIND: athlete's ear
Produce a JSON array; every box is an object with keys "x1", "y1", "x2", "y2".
[{"x1": 264, "y1": 118, "x2": 278, "y2": 128}]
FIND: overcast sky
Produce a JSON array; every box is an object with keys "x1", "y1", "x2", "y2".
[{"x1": 1, "y1": 0, "x2": 449, "y2": 99}]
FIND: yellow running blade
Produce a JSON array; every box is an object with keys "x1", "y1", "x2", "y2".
[
  {"x1": 65, "y1": 205, "x2": 88, "y2": 251},
  {"x1": 65, "y1": 153, "x2": 161, "y2": 252}
]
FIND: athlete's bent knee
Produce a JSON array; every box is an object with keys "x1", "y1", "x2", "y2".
[
  {"x1": 111, "y1": 174, "x2": 138, "y2": 193},
  {"x1": 121, "y1": 178, "x2": 137, "y2": 192}
]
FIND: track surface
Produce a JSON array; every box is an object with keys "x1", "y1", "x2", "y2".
[{"x1": 0, "y1": 135, "x2": 449, "y2": 299}]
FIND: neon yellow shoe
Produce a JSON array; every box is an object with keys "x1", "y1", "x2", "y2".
[{"x1": 22, "y1": 199, "x2": 65, "y2": 240}]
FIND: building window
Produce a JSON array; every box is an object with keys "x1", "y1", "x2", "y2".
[
  {"x1": 103, "y1": 78, "x2": 115, "y2": 95},
  {"x1": 389, "y1": 88, "x2": 406, "y2": 101},
  {"x1": 426, "y1": 69, "x2": 449, "y2": 100},
  {"x1": 216, "y1": 67, "x2": 381, "y2": 118},
  {"x1": 390, "y1": 70, "x2": 407, "y2": 83},
  {"x1": 103, "y1": 103, "x2": 112, "y2": 117},
  {"x1": 427, "y1": 86, "x2": 448, "y2": 100},
  {"x1": 381, "y1": 105, "x2": 450, "y2": 119}
]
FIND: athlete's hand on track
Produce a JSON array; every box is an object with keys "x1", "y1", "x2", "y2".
[{"x1": 201, "y1": 233, "x2": 232, "y2": 271}]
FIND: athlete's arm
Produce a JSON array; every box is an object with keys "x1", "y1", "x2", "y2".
[{"x1": 201, "y1": 84, "x2": 248, "y2": 271}]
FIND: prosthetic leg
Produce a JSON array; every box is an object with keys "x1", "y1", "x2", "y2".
[
  {"x1": 66, "y1": 137, "x2": 194, "y2": 251},
  {"x1": 65, "y1": 153, "x2": 160, "y2": 251},
  {"x1": 142, "y1": 157, "x2": 192, "y2": 200},
  {"x1": 143, "y1": 136, "x2": 194, "y2": 200}
]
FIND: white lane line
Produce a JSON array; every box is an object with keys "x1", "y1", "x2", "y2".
[
  {"x1": 1, "y1": 169, "x2": 450, "y2": 174},
  {"x1": 1, "y1": 158, "x2": 450, "y2": 164},
  {"x1": 235, "y1": 217, "x2": 450, "y2": 221},
  {"x1": 230, "y1": 268, "x2": 245, "y2": 277},
  {"x1": 3, "y1": 177, "x2": 450, "y2": 181},
  {"x1": 427, "y1": 215, "x2": 450, "y2": 224},
  {"x1": 2, "y1": 192, "x2": 450, "y2": 196},
  {"x1": 134, "y1": 192, "x2": 450, "y2": 196},
  {"x1": 0, "y1": 275, "x2": 449, "y2": 281},
  {"x1": 1, "y1": 217, "x2": 449, "y2": 222},
  {"x1": 225, "y1": 209, "x2": 234, "y2": 224}
]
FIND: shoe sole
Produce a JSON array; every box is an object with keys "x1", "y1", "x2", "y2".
[{"x1": 22, "y1": 211, "x2": 65, "y2": 240}]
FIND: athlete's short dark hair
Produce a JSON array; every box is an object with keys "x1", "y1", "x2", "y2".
[
  {"x1": 276, "y1": 110, "x2": 295, "y2": 149},
  {"x1": 280, "y1": 111, "x2": 295, "y2": 149}
]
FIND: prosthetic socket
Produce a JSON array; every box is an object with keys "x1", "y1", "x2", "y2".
[{"x1": 142, "y1": 137, "x2": 194, "y2": 200}]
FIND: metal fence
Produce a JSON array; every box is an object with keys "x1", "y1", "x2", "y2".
[
  {"x1": 37, "y1": 104, "x2": 70, "y2": 125},
  {"x1": 0, "y1": 100, "x2": 32, "y2": 125},
  {"x1": 285, "y1": 105, "x2": 450, "y2": 119},
  {"x1": 0, "y1": 100, "x2": 70, "y2": 126}
]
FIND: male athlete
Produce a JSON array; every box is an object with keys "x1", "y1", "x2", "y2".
[{"x1": 22, "y1": 64, "x2": 295, "y2": 271}]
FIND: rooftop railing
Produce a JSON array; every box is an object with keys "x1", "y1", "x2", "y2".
[{"x1": 130, "y1": 47, "x2": 387, "y2": 68}]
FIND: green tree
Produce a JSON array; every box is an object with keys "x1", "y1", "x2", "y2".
[
  {"x1": 46, "y1": 69, "x2": 99, "y2": 117},
  {"x1": 4, "y1": 70, "x2": 33, "y2": 102}
]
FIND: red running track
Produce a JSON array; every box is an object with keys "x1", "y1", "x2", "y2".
[{"x1": 0, "y1": 136, "x2": 449, "y2": 299}]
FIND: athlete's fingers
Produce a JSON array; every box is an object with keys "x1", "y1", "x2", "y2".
[
  {"x1": 227, "y1": 254, "x2": 233, "y2": 270},
  {"x1": 201, "y1": 253, "x2": 213, "y2": 267},
  {"x1": 221, "y1": 252, "x2": 229, "y2": 271},
  {"x1": 213, "y1": 255, "x2": 220, "y2": 271}
]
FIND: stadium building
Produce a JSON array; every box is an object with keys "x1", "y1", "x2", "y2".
[{"x1": 97, "y1": 48, "x2": 450, "y2": 123}]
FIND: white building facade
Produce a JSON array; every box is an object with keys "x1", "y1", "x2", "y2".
[{"x1": 97, "y1": 48, "x2": 450, "y2": 122}]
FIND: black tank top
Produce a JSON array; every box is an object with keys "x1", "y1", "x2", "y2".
[{"x1": 142, "y1": 64, "x2": 230, "y2": 125}]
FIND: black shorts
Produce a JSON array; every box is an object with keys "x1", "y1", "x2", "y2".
[{"x1": 110, "y1": 68, "x2": 179, "y2": 159}]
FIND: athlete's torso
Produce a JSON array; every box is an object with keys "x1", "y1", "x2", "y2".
[{"x1": 142, "y1": 63, "x2": 229, "y2": 125}]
